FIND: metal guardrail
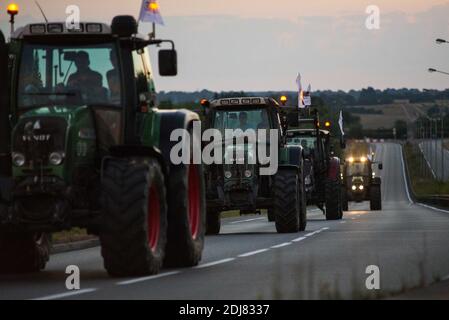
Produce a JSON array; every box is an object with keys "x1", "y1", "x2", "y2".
[
  {"x1": 416, "y1": 195, "x2": 449, "y2": 208},
  {"x1": 402, "y1": 143, "x2": 449, "y2": 210}
]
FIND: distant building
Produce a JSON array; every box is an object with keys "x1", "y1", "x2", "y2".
[{"x1": 393, "y1": 99, "x2": 410, "y2": 104}]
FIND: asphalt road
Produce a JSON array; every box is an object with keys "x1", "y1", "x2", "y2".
[
  {"x1": 1, "y1": 143, "x2": 449, "y2": 300},
  {"x1": 420, "y1": 140, "x2": 449, "y2": 181}
]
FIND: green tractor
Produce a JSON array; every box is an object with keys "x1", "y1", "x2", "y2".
[
  {"x1": 0, "y1": 16, "x2": 205, "y2": 276},
  {"x1": 201, "y1": 97, "x2": 307, "y2": 235},
  {"x1": 341, "y1": 155, "x2": 383, "y2": 211},
  {"x1": 283, "y1": 108, "x2": 345, "y2": 220}
]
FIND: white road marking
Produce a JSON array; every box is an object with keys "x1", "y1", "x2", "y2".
[
  {"x1": 32, "y1": 288, "x2": 97, "y2": 300},
  {"x1": 400, "y1": 144, "x2": 415, "y2": 204},
  {"x1": 340, "y1": 221, "x2": 347, "y2": 224},
  {"x1": 417, "y1": 203, "x2": 449, "y2": 214},
  {"x1": 271, "y1": 242, "x2": 292, "y2": 249},
  {"x1": 194, "y1": 258, "x2": 236, "y2": 269},
  {"x1": 321, "y1": 227, "x2": 330, "y2": 231},
  {"x1": 117, "y1": 271, "x2": 181, "y2": 285},
  {"x1": 238, "y1": 248, "x2": 270, "y2": 258},
  {"x1": 304, "y1": 232, "x2": 316, "y2": 237},
  {"x1": 292, "y1": 236, "x2": 306, "y2": 242},
  {"x1": 230, "y1": 217, "x2": 266, "y2": 224}
]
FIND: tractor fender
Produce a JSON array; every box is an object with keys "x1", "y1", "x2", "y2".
[
  {"x1": 280, "y1": 144, "x2": 304, "y2": 168},
  {"x1": 327, "y1": 157, "x2": 341, "y2": 181},
  {"x1": 157, "y1": 109, "x2": 201, "y2": 167}
]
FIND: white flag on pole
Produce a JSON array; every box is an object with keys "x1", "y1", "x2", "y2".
[
  {"x1": 304, "y1": 83, "x2": 312, "y2": 106},
  {"x1": 338, "y1": 110, "x2": 345, "y2": 135},
  {"x1": 139, "y1": 0, "x2": 165, "y2": 25},
  {"x1": 296, "y1": 73, "x2": 305, "y2": 109}
]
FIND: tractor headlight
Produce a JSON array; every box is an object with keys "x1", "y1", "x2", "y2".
[
  {"x1": 12, "y1": 153, "x2": 26, "y2": 167},
  {"x1": 351, "y1": 185, "x2": 357, "y2": 191},
  {"x1": 224, "y1": 171, "x2": 232, "y2": 179},
  {"x1": 244, "y1": 170, "x2": 252, "y2": 178},
  {"x1": 49, "y1": 152, "x2": 65, "y2": 166},
  {"x1": 359, "y1": 185, "x2": 364, "y2": 190}
]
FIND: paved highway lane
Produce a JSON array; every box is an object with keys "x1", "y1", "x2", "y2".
[{"x1": 1, "y1": 143, "x2": 449, "y2": 299}]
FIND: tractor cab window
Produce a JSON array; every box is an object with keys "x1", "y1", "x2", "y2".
[
  {"x1": 132, "y1": 48, "x2": 155, "y2": 109},
  {"x1": 346, "y1": 163, "x2": 370, "y2": 176},
  {"x1": 18, "y1": 43, "x2": 122, "y2": 109},
  {"x1": 287, "y1": 136, "x2": 316, "y2": 150},
  {"x1": 213, "y1": 108, "x2": 270, "y2": 135}
]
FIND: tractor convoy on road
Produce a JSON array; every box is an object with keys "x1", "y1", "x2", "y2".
[{"x1": 0, "y1": 10, "x2": 382, "y2": 275}]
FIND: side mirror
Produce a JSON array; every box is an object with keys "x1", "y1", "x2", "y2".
[
  {"x1": 378, "y1": 163, "x2": 383, "y2": 170},
  {"x1": 158, "y1": 49, "x2": 177, "y2": 76}
]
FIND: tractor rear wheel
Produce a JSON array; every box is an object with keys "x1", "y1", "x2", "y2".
[
  {"x1": 0, "y1": 232, "x2": 51, "y2": 274},
  {"x1": 342, "y1": 186, "x2": 349, "y2": 211},
  {"x1": 164, "y1": 163, "x2": 205, "y2": 267},
  {"x1": 100, "y1": 158, "x2": 167, "y2": 277},
  {"x1": 299, "y1": 165, "x2": 307, "y2": 231},
  {"x1": 206, "y1": 210, "x2": 221, "y2": 235},
  {"x1": 370, "y1": 184, "x2": 382, "y2": 211},
  {"x1": 274, "y1": 169, "x2": 300, "y2": 233},
  {"x1": 325, "y1": 178, "x2": 343, "y2": 220},
  {"x1": 267, "y1": 208, "x2": 275, "y2": 222}
]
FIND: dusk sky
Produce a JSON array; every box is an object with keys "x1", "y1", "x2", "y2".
[{"x1": 1, "y1": 0, "x2": 449, "y2": 92}]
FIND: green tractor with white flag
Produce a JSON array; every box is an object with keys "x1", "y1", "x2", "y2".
[{"x1": 0, "y1": 13, "x2": 205, "y2": 276}]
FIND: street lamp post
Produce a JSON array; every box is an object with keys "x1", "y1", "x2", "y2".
[{"x1": 428, "y1": 68, "x2": 449, "y2": 76}]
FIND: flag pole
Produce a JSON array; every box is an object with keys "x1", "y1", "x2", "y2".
[{"x1": 150, "y1": 22, "x2": 156, "y2": 39}]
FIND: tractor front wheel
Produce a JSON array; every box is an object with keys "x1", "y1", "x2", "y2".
[
  {"x1": 325, "y1": 179, "x2": 343, "y2": 220},
  {"x1": 274, "y1": 169, "x2": 300, "y2": 233},
  {"x1": 100, "y1": 158, "x2": 167, "y2": 277},
  {"x1": 206, "y1": 210, "x2": 221, "y2": 235},
  {"x1": 0, "y1": 232, "x2": 51, "y2": 274},
  {"x1": 370, "y1": 184, "x2": 382, "y2": 211}
]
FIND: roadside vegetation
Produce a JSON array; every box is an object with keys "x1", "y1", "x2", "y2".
[
  {"x1": 52, "y1": 228, "x2": 94, "y2": 244},
  {"x1": 404, "y1": 142, "x2": 449, "y2": 196}
]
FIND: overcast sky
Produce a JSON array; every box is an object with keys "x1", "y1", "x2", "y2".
[{"x1": 1, "y1": 0, "x2": 449, "y2": 92}]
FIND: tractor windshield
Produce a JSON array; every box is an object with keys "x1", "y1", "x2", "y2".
[
  {"x1": 287, "y1": 136, "x2": 317, "y2": 151},
  {"x1": 346, "y1": 162, "x2": 370, "y2": 176},
  {"x1": 213, "y1": 108, "x2": 270, "y2": 135},
  {"x1": 17, "y1": 42, "x2": 121, "y2": 109}
]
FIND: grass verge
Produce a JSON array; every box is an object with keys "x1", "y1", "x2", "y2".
[
  {"x1": 52, "y1": 228, "x2": 95, "y2": 244},
  {"x1": 404, "y1": 141, "x2": 449, "y2": 196}
]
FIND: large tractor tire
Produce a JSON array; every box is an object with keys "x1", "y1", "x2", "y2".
[
  {"x1": 273, "y1": 169, "x2": 300, "y2": 233},
  {"x1": 164, "y1": 163, "x2": 205, "y2": 267},
  {"x1": 100, "y1": 158, "x2": 167, "y2": 277},
  {"x1": 298, "y1": 165, "x2": 307, "y2": 231},
  {"x1": 206, "y1": 210, "x2": 221, "y2": 235},
  {"x1": 370, "y1": 184, "x2": 382, "y2": 211},
  {"x1": 325, "y1": 178, "x2": 343, "y2": 220},
  {"x1": 342, "y1": 186, "x2": 349, "y2": 212},
  {"x1": 0, "y1": 232, "x2": 51, "y2": 274},
  {"x1": 267, "y1": 208, "x2": 275, "y2": 222}
]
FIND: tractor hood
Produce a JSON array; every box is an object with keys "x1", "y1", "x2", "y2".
[
  {"x1": 12, "y1": 105, "x2": 97, "y2": 179},
  {"x1": 18, "y1": 105, "x2": 89, "y2": 122}
]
